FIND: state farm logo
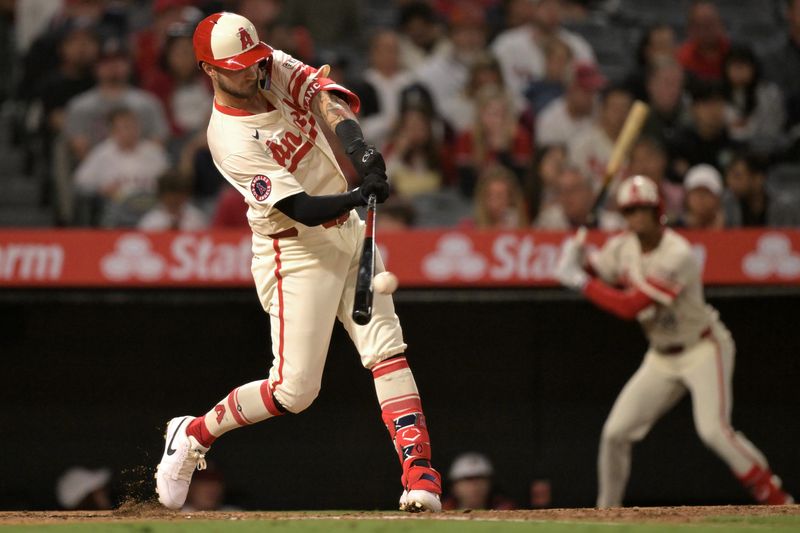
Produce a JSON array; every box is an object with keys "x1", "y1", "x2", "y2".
[
  {"x1": 422, "y1": 234, "x2": 487, "y2": 281},
  {"x1": 101, "y1": 234, "x2": 165, "y2": 281},
  {"x1": 100, "y1": 234, "x2": 253, "y2": 282},
  {"x1": 743, "y1": 233, "x2": 800, "y2": 279}
]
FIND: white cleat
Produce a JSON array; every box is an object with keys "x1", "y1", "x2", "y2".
[
  {"x1": 399, "y1": 489, "x2": 442, "y2": 513},
  {"x1": 154, "y1": 416, "x2": 209, "y2": 510}
]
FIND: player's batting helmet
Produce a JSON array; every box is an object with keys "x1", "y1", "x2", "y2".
[
  {"x1": 193, "y1": 12, "x2": 273, "y2": 70},
  {"x1": 616, "y1": 175, "x2": 660, "y2": 210},
  {"x1": 616, "y1": 175, "x2": 666, "y2": 223}
]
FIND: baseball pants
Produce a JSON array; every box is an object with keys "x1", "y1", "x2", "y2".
[{"x1": 597, "y1": 322, "x2": 770, "y2": 507}]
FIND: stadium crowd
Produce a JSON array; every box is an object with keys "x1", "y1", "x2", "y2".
[{"x1": 2, "y1": 0, "x2": 800, "y2": 230}]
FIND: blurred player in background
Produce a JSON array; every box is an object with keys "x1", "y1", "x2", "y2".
[
  {"x1": 154, "y1": 12, "x2": 441, "y2": 513},
  {"x1": 554, "y1": 175, "x2": 793, "y2": 507}
]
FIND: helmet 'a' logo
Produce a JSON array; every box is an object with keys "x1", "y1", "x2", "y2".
[{"x1": 238, "y1": 27, "x2": 255, "y2": 50}]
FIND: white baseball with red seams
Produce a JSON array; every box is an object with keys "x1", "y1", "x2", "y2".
[{"x1": 374, "y1": 271, "x2": 399, "y2": 294}]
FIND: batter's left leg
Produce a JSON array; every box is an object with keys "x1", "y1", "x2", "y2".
[
  {"x1": 336, "y1": 226, "x2": 441, "y2": 512},
  {"x1": 683, "y1": 328, "x2": 793, "y2": 505}
]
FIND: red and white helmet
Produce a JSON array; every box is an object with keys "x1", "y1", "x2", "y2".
[
  {"x1": 193, "y1": 12, "x2": 273, "y2": 70},
  {"x1": 616, "y1": 175, "x2": 661, "y2": 211}
]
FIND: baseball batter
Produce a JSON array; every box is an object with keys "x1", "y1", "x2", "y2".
[
  {"x1": 155, "y1": 12, "x2": 442, "y2": 512},
  {"x1": 555, "y1": 175, "x2": 793, "y2": 507}
]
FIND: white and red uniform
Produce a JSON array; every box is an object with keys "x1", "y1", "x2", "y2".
[
  {"x1": 155, "y1": 13, "x2": 440, "y2": 512},
  {"x1": 202, "y1": 48, "x2": 409, "y2": 418},
  {"x1": 586, "y1": 228, "x2": 791, "y2": 507}
]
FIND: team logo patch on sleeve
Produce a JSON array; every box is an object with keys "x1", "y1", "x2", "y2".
[{"x1": 250, "y1": 175, "x2": 272, "y2": 201}]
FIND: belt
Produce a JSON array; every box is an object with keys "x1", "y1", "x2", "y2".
[
  {"x1": 657, "y1": 327, "x2": 712, "y2": 355},
  {"x1": 267, "y1": 212, "x2": 350, "y2": 239}
]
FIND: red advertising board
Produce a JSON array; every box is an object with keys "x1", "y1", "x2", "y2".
[{"x1": 1, "y1": 229, "x2": 799, "y2": 287}]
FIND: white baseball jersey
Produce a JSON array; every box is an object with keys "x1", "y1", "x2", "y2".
[
  {"x1": 589, "y1": 228, "x2": 718, "y2": 349},
  {"x1": 206, "y1": 49, "x2": 354, "y2": 238},
  {"x1": 204, "y1": 49, "x2": 406, "y2": 413}
]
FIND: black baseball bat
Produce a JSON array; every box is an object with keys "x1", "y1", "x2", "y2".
[{"x1": 352, "y1": 194, "x2": 377, "y2": 325}]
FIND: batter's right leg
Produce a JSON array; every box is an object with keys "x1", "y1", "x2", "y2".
[
  {"x1": 156, "y1": 234, "x2": 350, "y2": 510},
  {"x1": 597, "y1": 353, "x2": 686, "y2": 508}
]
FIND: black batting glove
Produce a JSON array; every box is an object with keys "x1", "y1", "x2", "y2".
[
  {"x1": 347, "y1": 141, "x2": 386, "y2": 179},
  {"x1": 358, "y1": 173, "x2": 390, "y2": 204},
  {"x1": 335, "y1": 120, "x2": 386, "y2": 178}
]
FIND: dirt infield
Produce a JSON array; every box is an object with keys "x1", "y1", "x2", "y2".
[{"x1": 1, "y1": 503, "x2": 798, "y2": 525}]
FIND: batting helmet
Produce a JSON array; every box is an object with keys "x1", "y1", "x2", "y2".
[
  {"x1": 616, "y1": 175, "x2": 662, "y2": 213},
  {"x1": 193, "y1": 12, "x2": 273, "y2": 70}
]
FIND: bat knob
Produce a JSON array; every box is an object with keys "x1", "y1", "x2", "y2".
[{"x1": 352, "y1": 310, "x2": 371, "y2": 326}]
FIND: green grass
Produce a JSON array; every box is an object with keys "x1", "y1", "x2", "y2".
[{"x1": 3, "y1": 516, "x2": 800, "y2": 533}]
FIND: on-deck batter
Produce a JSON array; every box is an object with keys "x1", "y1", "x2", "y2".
[
  {"x1": 155, "y1": 12, "x2": 442, "y2": 512},
  {"x1": 555, "y1": 175, "x2": 793, "y2": 507}
]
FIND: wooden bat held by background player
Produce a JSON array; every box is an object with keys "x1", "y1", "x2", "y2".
[{"x1": 587, "y1": 100, "x2": 650, "y2": 225}]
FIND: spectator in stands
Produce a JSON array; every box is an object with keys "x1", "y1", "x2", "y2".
[
  {"x1": 384, "y1": 101, "x2": 453, "y2": 198},
  {"x1": 56, "y1": 467, "x2": 113, "y2": 511},
  {"x1": 568, "y1": 84, "x2": 633, "y2": 186},
  {"x1": 524, "y1": 37, "x2": 573, "y2": 116},
  {"x1": 624, "y1": 24, "x2": 678, "y2": 101},
  {"x1": 721, "y1": 45, "x2": 785, "y2": 152},
  {"x1": 182, "y1": 463, "x2": 239, "y2": 511},
  {"x1": 239, "y1": 0, "x2": 315, "y2": 63},
  {"x1": 279, "y1": 0, "x2": 362, "y2": 51},
  {"x1": 74, "y1": 107, "x2": 169, "y2": 227},
  {"x1": 679, "y1": 164, "x2": 726, "y2": 229},
  {"x1": 442, "y1": 452, "x2": 515, "y2": 511},
  {"x1": 671, "y1": 80, "x2": 740, "y2": 176},
  {"x1": 212, "y1": 186, "x2": 250, "y2": 229},
  {"x1": 627, "y1": 137, "x2": 684, "y2": 225},
  {"x1": 524, "y1": 143, "x2": 567, "y2": 222},
  {"x1": 763, "y1": 0, "x2": 800, "y2": 138},
  {"x1": 444, "y1": 51, "x2": 510, "y2": 133},
  {"x1": 468, "y1": 164, "x2": 528, "y2": 229},
  {"x1": 143, "y1": 22, "x2": 213, "y2": 143},
  {"x1": 396, "y1": 1, "x2": 449, "y2": 70},
  {"x1": 723, "y1": 153, "x2": 800, "y2": 227},
  {"x1": 132, "y1": 0, "x2": 202, "y2": 84},
  {"x1": 641, "y1": 59, "x2": 691, "y2": 154},
  {"x1": 535, "y1": 61, "x2": 603, "y2": 146},
  {"x1": 535, "y1": 167, "x2": 620, "y2": 229},
  {"x1": 138, "y1": 171, "x2": 208, "y2": 231},
  {"x1": 358, "y1": 29, "x2": 414, "y2": 149},
  {"x1": 502, "y1": 0, "x2": 536, "y2": 30},
  {"x1": 677, "y1": 0, "x2": 730, "y2": 81},
  {"x1": 36, "y1": 22, "x2": 99, "y2": 139},
  {"x1": 455, "y1": 86, "x2": 533, "y2": 197},
  {"x1": 376, "y1": 196, "x2": 417, "y2": 231},
  {"x1": 64, "y1": 38, "x2": 169, "y2": 161},
  {"x1": 414, "y1": 2, "x2": 489, "y2": 131},
  {"x1": 16, "y1": 0, "x2": 126, "y2": 104},
  {"x1": 492, "y1": 0, "x2": 595, "y2": 107}
]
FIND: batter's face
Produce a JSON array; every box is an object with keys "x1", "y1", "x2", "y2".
[
  {"x1": 622, "y1": 206, "x2": 660, "y2": 237},
  {"x1": 207, "y1": 63, "x2": 260, "y2": 99}
]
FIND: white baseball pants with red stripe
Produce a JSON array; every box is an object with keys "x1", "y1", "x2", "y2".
[
  {"x1": 597, "y1": 321, "x2": 777, "y2": 507},
  {"x1": 252, "y1": 211, "x2": 407, "y2": 413},
  {"x1": 184, "y1": 211, "x2": 439, "y2": 490}
]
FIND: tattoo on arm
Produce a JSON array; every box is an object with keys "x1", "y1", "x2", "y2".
[{"x1": 314, "y1": 91, "x2": 356, "y2": 130}]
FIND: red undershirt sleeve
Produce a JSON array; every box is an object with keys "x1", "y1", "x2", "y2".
[{"x1": 582, "y1": 277, "x2": 656, "y2": 320}]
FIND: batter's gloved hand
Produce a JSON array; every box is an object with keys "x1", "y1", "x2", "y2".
[
  {"x1": 555, "y1": 227, "x2": 589, "y2": 291},
  {"x1": 347, "y1": 141, "x2": 386, "y2": 179},
  {"x1": 358, "y1": 172, "x2": 390, "y2": 204}
]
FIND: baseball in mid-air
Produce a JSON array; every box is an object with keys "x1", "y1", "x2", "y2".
[{"x1": 373, "y1": 271, "x2": 399, "y2": 294}]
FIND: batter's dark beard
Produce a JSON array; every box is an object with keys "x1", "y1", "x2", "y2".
[{"x1": 218, "y1": 77, "x2": 258, "y2": 99}]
